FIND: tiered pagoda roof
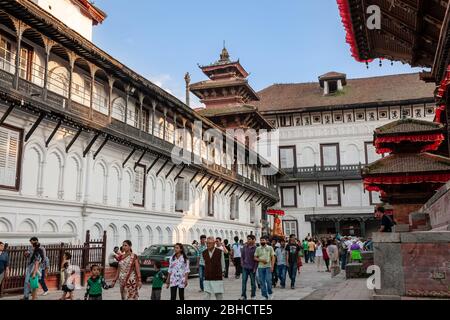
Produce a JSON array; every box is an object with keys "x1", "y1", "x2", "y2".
[
  {"x1": 195, "y1": 105, "x2": 272, "y2": 130},
  {"x1": 363, "y1": 119, "x2": 450, "y2": 204},
  {"x1": 191, "y1": 47, "x2": 260, "y2": 109},
  {"x1": 191, "y1": 47, "x2": 272, "y2": 130},
  {"x1": 373, "y1": 119, "x2": 445, "y2": 154}
]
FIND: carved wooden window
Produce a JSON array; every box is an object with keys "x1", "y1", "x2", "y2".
[{"x1": 0, "y1": 124, "x2": 23, "y2": 191}]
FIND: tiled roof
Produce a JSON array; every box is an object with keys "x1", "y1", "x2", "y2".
[
  {"x1": 375, "y1": 119, "x2": 444, "y2": 136},
  {"x1": 319, "y1": 71, "x2": 346, "y2": 80},
  {"x1": 195, "y1": 105, "x2": 273, "y2": 129},
  {"x1": 195, "y1": 105, "x2": 257, "y2": 117},
  {"x1": 256, "y1": 73, "x2": 435, "y2": 113},
  {"x1": 190, "y1": 78, "x2": 249, "y2": 90},
  {"x1": 363, "y1": 153, "x2": 450, "y2": 175}
]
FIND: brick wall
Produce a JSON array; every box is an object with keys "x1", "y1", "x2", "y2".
[
  {"x1": 373, "y1": 232, "x2": 450, "y2": 299},
  {"x1": 402, "y1": 243, "x2": 450, "y2": 298},
  {"x1": 393, "y1": 204, "x2": 423, "y2": 225},
  {"x1": 420, "y1": 181, "x2": 450, "y2": 230}
]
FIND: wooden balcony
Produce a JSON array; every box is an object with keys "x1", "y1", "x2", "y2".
[
  {"x1": 280, "y1": 164, "x2": 365, "y2": 182},
  {"x1": 0, "y1": 68, "x2": 279, "y2": 202}
]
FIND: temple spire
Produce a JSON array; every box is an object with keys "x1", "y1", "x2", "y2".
[{"x1": 219, "y1": 41, "x2": 230, "y2": 62}]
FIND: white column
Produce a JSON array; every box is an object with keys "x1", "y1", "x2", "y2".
[
  {"x1": 323, "y1": 81, "x2": 329, "y2": 95},
  {"x1": 83, "y1": 151, "x2": 93, "y2": 203}
]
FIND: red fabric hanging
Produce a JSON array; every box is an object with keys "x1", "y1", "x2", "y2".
[
  {"x1": 364, "y1": 173, "x2": 450, "y2": 190},
  {"x1": 374, "y1": 133, "x2": 445, "y2": 154},
  {"x1": 336, "y1": 0, "x2": 373, "y2": 63},
  {"x1": 436, "y1": 65, "x2": 450, "y2": 99},
  {"x1": 435, "y1": 105, "x2": 446, "y2": 124}
]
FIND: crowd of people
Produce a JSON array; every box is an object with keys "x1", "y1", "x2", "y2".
[{"x1": 0, "y1": 231, "x2": 376, "y2": 301}]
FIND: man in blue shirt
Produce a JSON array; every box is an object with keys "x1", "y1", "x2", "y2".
[
  {"x1": 275, "y1": 239, "x2": 288, "y2": 289},
  {"x1": 0, "y1": 241, "x2": 9, "y2": 289},
  {"x1": 197, "y1": 235, "x2": 207, "y2": 292}
]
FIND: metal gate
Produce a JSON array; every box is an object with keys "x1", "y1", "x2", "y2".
[{"x1": 0, "y1": 230, "x2": 107, "y2": 297}]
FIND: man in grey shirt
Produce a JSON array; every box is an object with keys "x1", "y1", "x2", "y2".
[{"x1": 274, "y1": 239, "x2": 288, "y2": 289}]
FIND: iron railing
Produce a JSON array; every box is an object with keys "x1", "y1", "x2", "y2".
[{"x1": 280, "y1": 164, "x2": 366, "y2": 181}]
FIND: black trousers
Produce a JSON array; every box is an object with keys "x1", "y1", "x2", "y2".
[
  {"x1": 233, "y1": 257, "x2": 242, "y2": 277},
  {"x1": 324, "y1": 259, "x2": 330, "y2": 271},
  {"x1": 224, "y1": 259, "x2": 230, "y2": 278},
  {"x1": 170, "y1": 286, "x2": 185, "y2": 301}
]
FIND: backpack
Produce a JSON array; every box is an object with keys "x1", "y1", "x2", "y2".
[{"x1": 338, "y1": 242, "x2": 347, "y2": 255}]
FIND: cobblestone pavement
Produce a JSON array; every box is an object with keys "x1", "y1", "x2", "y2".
[{"x1": 0, "y1": 263, "x2": 373, "y2": 300}]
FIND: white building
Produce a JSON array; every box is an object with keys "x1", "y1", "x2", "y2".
[
  {"x1": 0, "y1": 0, "x2": 279, "y2": 251},
  {"x1": 257, "y1": 72, "x2": 436, "y2": 239}
]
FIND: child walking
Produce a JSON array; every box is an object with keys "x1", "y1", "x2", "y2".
[
  {"x1": 151, "y1": 261, "x2": 165, "y2": 300},
  {"x1": 84, "y1": 265, "x2": 110, "y2": 300},
  {"x1": 60, "y1": 252, "x2": 75, "y2": 300}
]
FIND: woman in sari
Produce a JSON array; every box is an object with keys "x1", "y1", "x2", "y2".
[{"x1": 112, "y1": 240, "x2": 142, "y2": 300}]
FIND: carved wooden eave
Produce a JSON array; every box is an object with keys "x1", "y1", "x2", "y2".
[{"x1": 339, "y1": 0, "x2": 449, "y2": 76}]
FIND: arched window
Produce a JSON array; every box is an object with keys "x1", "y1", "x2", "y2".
[
  {"x1": 112, "y1": 97, "x2": 126, "y2": 122},
  {"x1": 48, "y1": 66, "x2": 69, "y2": 98}
]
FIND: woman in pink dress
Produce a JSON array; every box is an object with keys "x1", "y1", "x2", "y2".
[{"x1": 112, "y1": 240, "x2": 142, "y2": 300}]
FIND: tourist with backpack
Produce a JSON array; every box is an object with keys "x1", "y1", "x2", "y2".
[{"x1": 338, "y1": 239, "x2": 348, "y2": 271}]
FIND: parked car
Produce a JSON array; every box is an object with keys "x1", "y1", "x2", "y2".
[{"x1": 139, "y1": 244, "x2": 199, "y2": 282}]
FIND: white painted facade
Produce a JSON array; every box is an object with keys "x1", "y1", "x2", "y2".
[
  {"x1": 0, "y1": 111, "x2": 263, "y2": 252},
  {"x1": 0, "y1": 5, "x2": 273, "y2": 252},
  {"x1": 264, "y1": 104, "x2": 436, "y2": 239},
  {"x1": 31, "y1": 0, "x2": 96, "y2": 41}
]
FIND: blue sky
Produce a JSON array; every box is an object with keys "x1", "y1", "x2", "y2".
[{"x1": 93, "y1": 0, "x2": 424, "y2": 107}]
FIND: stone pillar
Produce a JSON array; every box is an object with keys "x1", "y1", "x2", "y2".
[
  {"x1": 13, "y1": 25, "x2": 23, "y2": 89},
  {"x1": 311, "y1": 219, "x2": 316, "y2": 236},
  {"x1": 138, "y1": 94, "x2": 144, "y2": 132},
  {"x1": 173, "y1": 112, "x2": 177, "y2": 145},
  {"x1": 323, "y1": 81, "x2": 329, "y2": 95},
  {"x1": 43, "y1": 45, "x2": 51, "y2": 100},
  {"x1": 67, "y1": 57, "x2": 75, "y2": 110},
  {"x1": 107, "y1": 78, "x2": 114, "y2": 123},
  {"x1": 151, "y1": 101, "x2": 156, "y2": 136},
  {"x1": 359, "y1": 219, "x2": 366, "y2": 238},
  {"x1": 163, "y1": 107, "x2": 167, "y2": 140},
  {"x1": 182, "y1": 118, "x2": 187, "y2": 151},
  {"x1": 335, "y1": 220, "x2": 341, "y2": 234},
  {"x1": 124, "y1": 88, "x2": 129, "y2": 124},
  {"x1": 89, "y1": 67, "x2": 95, "y2": 120}
]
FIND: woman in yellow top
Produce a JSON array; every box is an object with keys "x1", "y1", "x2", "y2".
[{"x1": 308, "y1": 240, "x2": 316, "y2": 263}]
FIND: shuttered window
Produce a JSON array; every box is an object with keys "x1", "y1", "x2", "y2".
[
  {"x1": 175, "y1": 177, "x2": 190, "y2": 212},
  {"x1": 250, "y1": 201, "x2": 256, "y2": 224},
  {"x1": 133, "y1": 164, "x2": 146, "y2": 207},
  {"x1": 230, "y1": 194, "x2": 239, "y2": 220},
  {"x1": 0, "y1": 125, "x2": 22, "y2": 190},
  {"x1": 207, "y1": 185, "x2": 214, "y2": 216}
]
